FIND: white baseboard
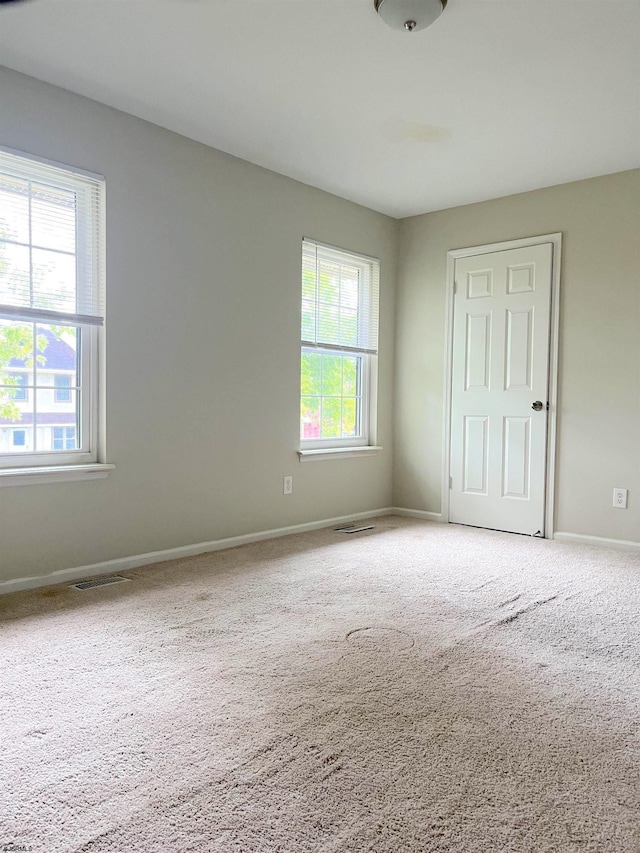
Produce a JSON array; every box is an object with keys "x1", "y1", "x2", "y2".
[
  {"x1": 14, "y1": 512, "x2": 632, "y2": 597},
  {"x1": 392, "y1": 507, "x2": 445, "y2": 522},
  {"x1": 553, "y1": 532, "x2": 640, "y2": 553},
  {"x1": 0, "y1": 508, "x2": 394, "y2": 595}
]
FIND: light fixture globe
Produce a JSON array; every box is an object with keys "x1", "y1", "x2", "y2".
[{"x1": 374, "y1": 0, "x2": 447, "y2": 32}]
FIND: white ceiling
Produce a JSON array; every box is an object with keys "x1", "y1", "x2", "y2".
[{"x1": 1, "y1": 0, "x2": 639, "y2": 218}]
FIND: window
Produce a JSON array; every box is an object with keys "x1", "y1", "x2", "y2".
[
  {"x1": 300, "y1": 239, "x2": 379, "y2": 451},
  {"x1": 0, "y1": 148, "x2": 105, "y2": 473},
  {"x1": 54, "y1": 374, "x2": 72, "y2": 402},
  {"x1": 12, "y1": 429, "x2": 26, "y2": 447},
  {"x1": 52, "y1": 426, "x2": 76, "y2": 451},
  {"x1": 9, "y1": 372, "x2": 27, "y2": 401}
]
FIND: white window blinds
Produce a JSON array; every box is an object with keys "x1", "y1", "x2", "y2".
[
  {"x1": 301, "y1": 239, "x2": 379, "y2": 355},
  {"x1": 0, "y1": 149, "x2": 105, "y2": 327}
]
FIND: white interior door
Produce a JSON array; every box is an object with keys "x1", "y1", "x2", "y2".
[{"x1": 449, "y1": 243, "x2": 553, "y2": 536}]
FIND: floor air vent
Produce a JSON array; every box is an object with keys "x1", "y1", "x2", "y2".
[
  {"x1": 71, "y1": 576, "x2": 131, "y2": 590},
  {"x1": 334, "y1": 524, "x2": 375, "y2": 534}
]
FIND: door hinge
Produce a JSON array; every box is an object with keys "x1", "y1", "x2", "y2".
[
  {"x1": 453, "y1": 281, "x2": 457, "y2": 295},
  {"x1": 449, "y1": 476, "x2": 453, "y2": 490}
]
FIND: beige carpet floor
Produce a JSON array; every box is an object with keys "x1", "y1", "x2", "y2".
[{"x1": 1, "y1": 517, "x2": 639, "y2": 852}]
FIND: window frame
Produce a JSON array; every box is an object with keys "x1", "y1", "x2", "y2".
[
  {"x1": 0, "y1": 147, "x2": 108, "y2": 480},
  {"x1": 300, "y1": 346, "x2": 372, "y2": 450},
  {"x1": 0, "y1": 319, "x2": 98, "y2": 473},
  {"x1": 299, "y1": 239, "x2": 380, "y2": 453}
]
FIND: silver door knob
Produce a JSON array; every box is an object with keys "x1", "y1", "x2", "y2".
[{"x1": 531, "y1": 401, "x2": 544, "y2": 411}]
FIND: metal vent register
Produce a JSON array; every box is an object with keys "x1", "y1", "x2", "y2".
[
  {"x1": 334, "y1": 524, "x2": 375, "y2": 534},
  {"x1": 71, "y1": 576, "x2": 131, "y2": 590}
]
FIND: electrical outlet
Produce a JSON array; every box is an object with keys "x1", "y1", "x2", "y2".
[
  {"x1": 283, "y1": 475, "x2": 293, "y2": 495},
  {"x1": 613, "y1": 488, "x2": 628, "y2": 509}
]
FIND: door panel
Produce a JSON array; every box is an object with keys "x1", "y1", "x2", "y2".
[
  {"x1": 505, "y1": 308, "x2": 532, "y2": 390},
  {"x1": 502, "y1": 416, "x2": 531, "y2": 499},
  {"x1": 465, "y1": 313, "x2": 491, "y2": 390},
  {"x1": 463, "y1": 416, "x2": 489, "y2": 494},
  {"x1": 449, "y1": 243, "x2": 552, "y2": 535}
]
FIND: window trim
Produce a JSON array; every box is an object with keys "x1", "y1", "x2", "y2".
[
  {"x1": 0, "y1": 462, "x2": 114, "y2": 488},
  {"x1": 298, "y1": 445, "x2": 383, "y2": 462},
  {"x1": 0, "y1": 147, "x2": 110, "y2": 481},
  {"x1": 300, "y1": 239, "x2": 380, "y2": 452}
]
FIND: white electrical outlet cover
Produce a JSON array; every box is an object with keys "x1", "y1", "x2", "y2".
[{"x1": 613, "y1": 488, "x2": 628, "y2": 509}]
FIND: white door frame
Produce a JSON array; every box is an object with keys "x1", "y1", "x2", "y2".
[{"x1": 442, "y1": 233, "x2": 562, "y2": 538}]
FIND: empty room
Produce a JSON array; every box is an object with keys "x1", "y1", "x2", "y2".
[{"x1": 0, "y1": 1, "x2": 638, "y2": 851}]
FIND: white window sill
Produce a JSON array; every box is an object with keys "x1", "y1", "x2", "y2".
[
  {"x1": 0, "y1": 463, "x2": 115, "y2": 488},
  {"x1": 298, "y1": 446, "x2": 382, "y2": 462}
]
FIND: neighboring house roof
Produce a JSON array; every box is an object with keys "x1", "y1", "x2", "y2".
[{"x1": 9, "y1": 329, "x2": 76, "y2": 371}]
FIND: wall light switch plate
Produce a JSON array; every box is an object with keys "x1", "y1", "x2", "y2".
[{"x1": 613, "y1": 488, "x2": 628, "y2": 509}]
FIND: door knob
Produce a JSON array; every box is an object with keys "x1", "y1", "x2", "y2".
[{"x1": 531, "y1": 401, "x2": 544, "y2": 411}]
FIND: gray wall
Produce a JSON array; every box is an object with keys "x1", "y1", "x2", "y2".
[
  {"x1": 0, "y1": 69, "x2": 397, "y2": 583},
  {"x1": 394, "y1": 170, "x2": 640, "y2": 544}
]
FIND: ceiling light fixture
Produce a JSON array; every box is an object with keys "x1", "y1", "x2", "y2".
[{"x1": 374, "y1": 0, "x2": 447, "y2": 33}]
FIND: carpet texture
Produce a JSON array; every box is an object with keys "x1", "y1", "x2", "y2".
[{"x1": 1, "y1": 517, "x2": 639, "y2": 852}]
